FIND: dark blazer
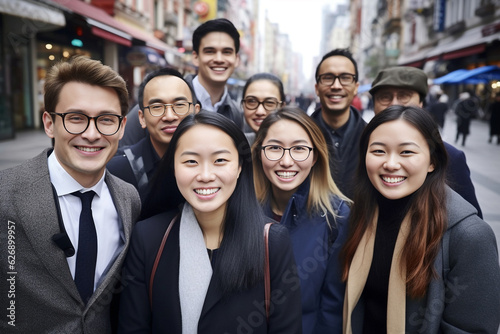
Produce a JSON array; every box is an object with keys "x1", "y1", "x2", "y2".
[
  {"x1": 310, "y1": 107, "x2": 366, "y2": 199},
  {"x1": 107, "y1": 136, "x2": 161, "y2": 202},
  {"x1": 118, "y1": 210, "x2": 303, "y2": 333},
  {"x1": 444, "y1": 142, "x2": 482, "y2": 218},
  {"x1": 0, "y1": 149, "x2": 141, "y2": 333}
]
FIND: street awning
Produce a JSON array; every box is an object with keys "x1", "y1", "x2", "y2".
[
  {"x1": 49, "y1": 0, "x2": 179, "y2": 55},
  {"x1": 432, "y1": 69, "x2": 469, "y2": 84},
  {"x1": 427, "y1": 23, "x2": 500, "y2": 60},
  {"x1": 0, "y1": 0, "x2": 65, "y2": 28},
  {"x1": 447, "y1": 65, "x2": 500, "y2": 84}
]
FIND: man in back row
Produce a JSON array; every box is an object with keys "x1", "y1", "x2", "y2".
[{"x1": 120, "y1": 18, "x2": 243, "y2": 146}]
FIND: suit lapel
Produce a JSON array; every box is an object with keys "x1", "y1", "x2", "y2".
[
  {"x1": 200, "y1": 274, "x2": 223, "y2": 320},
  {"x1": 18, "y1": 151, "x2": 81, "y2": 302}
]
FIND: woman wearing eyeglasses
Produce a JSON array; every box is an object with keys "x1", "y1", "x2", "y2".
[
  {"x1": 242, "y1": 73, "x2": 285, "y2": 144},
  {"x1": 252, "y1": 106, "x2": 351, "y2": 334}
]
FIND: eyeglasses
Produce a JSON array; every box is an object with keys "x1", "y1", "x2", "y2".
[
  {"x1": 261, "y1": 145, "x2": 314, "y2": 162},
  {"x1": 144, "y1": 102, "x2": 193, "y2": 116},
  {"x1": 51, "y1": 112, "x2": 123, "y2": 136},
  {"x1": 242, "y1": 98, "x2": 281, "y2": 112},
  {"x1": 375, "y1": 91, "x2": 414, "y2": 106},
  {"x1": 317, "y1": 73, "x2": 356, "y2": 86}
]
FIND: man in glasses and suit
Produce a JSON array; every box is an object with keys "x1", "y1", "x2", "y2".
[
  {"x1": 107, "y1": 68, "x2": 200, "y2": 204},
  {"x1": 0, "y1": 56, "x2": 140, "y2": 333}
]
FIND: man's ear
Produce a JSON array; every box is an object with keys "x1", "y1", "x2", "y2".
[
  {"x1": 194, "y1": 103, "x2": 201, "y2": 114},
  {"x1": 192, "y1": 51, "x2": 199, "y2": 67},
  {"x1": 42, "y1": 111, "x2": 55, "y2": 139},
  {"x1": 138, "y1": 109, "x2": 147, "y2": 129}
]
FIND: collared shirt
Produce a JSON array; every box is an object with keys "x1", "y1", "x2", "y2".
[
  {"x1": 48, "y1": 152, "x2": 122, "y2": 292},
  {"x1": 192, "y1": 75, "x2": 229, "y2": 112}
]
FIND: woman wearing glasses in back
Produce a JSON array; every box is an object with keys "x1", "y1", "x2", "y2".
[
  {"x1": 242, "y1": 73, "x2": 285, "y2": 144},
  {"x1": 252, "y1": 107, "x2": 351, "y2": 334}
]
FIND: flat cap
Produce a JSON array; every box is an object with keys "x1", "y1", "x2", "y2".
[{"x1": 369, "y1": 66, "x2": 428, "y2": 97}]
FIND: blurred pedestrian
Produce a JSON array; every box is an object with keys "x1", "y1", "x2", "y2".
[
  {"x1": 341, "y1": 105, "x2": 500, "y2": 333},
  {"x1": 428, "y1": 93, "x2": 449, "y2": 130},
  {"x1": 488, "y1": 92, "x2": 500, "y2": 144},
  {"x1": 241, "y1": 73, "x2": 284, "y2": 144},
  {"x1": 454, "y1": 91, "x2": 477, "y2": 146}
]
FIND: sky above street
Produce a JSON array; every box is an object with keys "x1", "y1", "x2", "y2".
[{"x1": 261, "y1": 0, "x2": 347, "y2": 79}]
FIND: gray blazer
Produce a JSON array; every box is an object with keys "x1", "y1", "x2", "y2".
[{"x1": 0, "y1": 149, "x2": 141, "y2": 333}]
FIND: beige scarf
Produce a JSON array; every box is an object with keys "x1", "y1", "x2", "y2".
[{"x1": 343, "y1": 208, "x2": 410, "y2": 334}]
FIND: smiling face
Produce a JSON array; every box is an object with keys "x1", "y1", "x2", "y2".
[
  {"x1": 174, "y1": 124, "x2": 241, "y2": 223},
  {"x1": 366, "y1": 119, "x2": 434, "y2": 200},
  {"x1": 43, "y1": 81, "x2": 126, "y2": 188},
  {"x1": 139, "y1": 75, "x2": 199, "y2": 157},
  {"x1": 261, "y1": 119, "x2": 316, "y2": 199},
  {"x1": 314, "y1": 55, "x2": 359, "y2": 118},
  {"x1": 192, "y1": 32, "x2": 240, "y2": 88},
  {"x1": 243, "y1": 80, "x2": 282, "y2": 133}
]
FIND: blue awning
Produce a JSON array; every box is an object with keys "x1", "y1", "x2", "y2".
[
  {"x1": 432, "y1": 69, "x2": 468, "y2": 84},
  {"x1": 434, "y1": 66, "x2": 500, "y2": 85}
]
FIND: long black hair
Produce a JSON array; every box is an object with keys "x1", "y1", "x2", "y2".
[{"x1": 149, "y1": 112, "x2": 266, "y2": 294}]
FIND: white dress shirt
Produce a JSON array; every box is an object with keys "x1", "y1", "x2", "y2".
[
  {"x1": 192, "y1": 75, "x2": 229, "y2": 112},
  {"x1": 48, "y1": 152, "x2": 123, "y2": 292}
]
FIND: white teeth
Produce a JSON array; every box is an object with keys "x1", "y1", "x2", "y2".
[
  {"x1": 78, "y1": 147, "x2": 100, "y2": 152},
  {"x1": 330, "y1": 95, "x2": 342, "y2": 99},
  {"x1": 195, "y1": 188, "x2": 219, "y2": 195},
  {"x1": 212, "y1": 67, "x2": 226, "y2": 71},
  {"x1": 382, "y1": 176, "x2": 406, "y2": 183},
  {"x1": 276, "y1": 171, "x2": 297, "y2": 178}
]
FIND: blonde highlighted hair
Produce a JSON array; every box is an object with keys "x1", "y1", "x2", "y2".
[{"x1": 252, "y1": 106, "x2": 351, "y2": 224}]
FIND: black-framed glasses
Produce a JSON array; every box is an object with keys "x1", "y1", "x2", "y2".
[
  {"x1": 317, "y1": 73, "x2": 356, "y2": 86},
  {"x1": 375, "y1": 90, "x2": 414, "y2": 106},
  {"x1": 261, "y1": 145, "x2": 314, "y2": 162},
  {"x1": 51, "y1": 112, "x2": 124, "y2": 136},
  {"x1": 241, "y1": 97, "x2": 281, "y2": 112},
  {"x1": 144, "y1": 102, "x2": 193, "y2": 116}
]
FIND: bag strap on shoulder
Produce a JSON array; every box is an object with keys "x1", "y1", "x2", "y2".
[
  {"x1": 264, "y1": 222, "x2": 273, "y2": 323},
  {"x1": 149, "y1": 214, "x2": 178, "y2": 309}
]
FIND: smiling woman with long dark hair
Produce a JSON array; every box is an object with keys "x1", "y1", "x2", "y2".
[{"x1": 118, "y1": 112, "x2": 302, "y2": 333}]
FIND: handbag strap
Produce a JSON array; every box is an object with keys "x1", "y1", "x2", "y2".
[
  {"x1": 149, "y1": 214, "x2": 178, "y2": 309},
  {"x1": 264, "y1": 222, "x2": 273, "y2": 323}
]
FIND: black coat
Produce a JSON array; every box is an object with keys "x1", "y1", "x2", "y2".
[{"x1": 118, "y1": 210, "x2": 303, "y2": 333}]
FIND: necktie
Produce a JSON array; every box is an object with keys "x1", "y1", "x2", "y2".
[{"x1": 72, "y1": 190, "x2": 97, "y2": 304}]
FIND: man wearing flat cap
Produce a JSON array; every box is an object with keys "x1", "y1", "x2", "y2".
[{"x1": 370, "y1": 66, "x2": 483, "y2": 217}]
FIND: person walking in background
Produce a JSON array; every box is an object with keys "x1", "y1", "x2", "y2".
[
  {"x1": 252, "y1": 107, "x2": 350, "y2": 333},
  {"x1": 310, "y1": 48, "x2": 365, "y2": 199},
  {"x1": 341, "y1": 105, "x2": 500, "y2": 333},
  {"x1": 488, "y1": 92, "x2": 500, "y2": 144},
  {"x1": 369, "y1": 66, "x2": 482, "y2": 218},
  {"x1": 0, "y1": 56, "x2": 141, "y2": 333},
  {"x1": 242, "y1": 73, "x2": 285, "y2": 144},
  {"x1": 454, "y1": 91, "x2": 477, "y2": 146},
  {"x1": 119, "y1": 112, "x2": 302, "y2": 333},
  {"x1": 428, "y1": 93, "x2": 448, "y2": 131}
]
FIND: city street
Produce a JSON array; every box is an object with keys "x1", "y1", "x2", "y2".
[{"x1": 1, "y1": 113, "x2": 499, "y2": 258}]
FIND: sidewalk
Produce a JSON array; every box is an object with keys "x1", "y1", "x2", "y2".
[{"x1": 0, "y1": 130, "x2": 52, "y2": 171}]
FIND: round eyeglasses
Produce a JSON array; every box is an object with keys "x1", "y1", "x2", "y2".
[
  {"x1": 261, "y1": 145, "x2": 314, "y2": 162},
  {"x1": 375, "y1": 91, "x2": 414, "y2": 106},
  {"x1": 144, "y1": 102, "x2": 193, "y2": 116},
  {"x1": 51, "y1": 112, "x2": 123, "y2": 136},
  {"x1": 242, "y1": 98, "x2": 281, "y2": 112},
  {"x1": 317, "y1": 73, "x2": 356, "y2": 86}
]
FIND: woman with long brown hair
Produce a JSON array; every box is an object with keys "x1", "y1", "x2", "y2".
[{"x1": 341, "y1": 105, "x2": 500, "y2": 333}]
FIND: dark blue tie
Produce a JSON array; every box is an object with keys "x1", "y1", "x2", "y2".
[{"x1": 72, "y1": 190, "x2": 97, "y2": 304}]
